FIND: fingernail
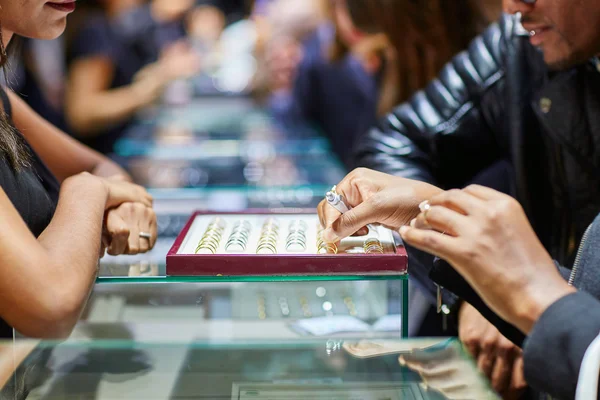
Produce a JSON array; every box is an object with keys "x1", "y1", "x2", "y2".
[
  {"x1": 410, "y1": 218, "x2": 416, "y2": 228},
  {"x1": 418, "y1": 200, "x2": 429, "y2": 211},
  {"x1": 399, "y1": 226, "x2": 409, "y2": 236},
  {"x1": 323, "y1": 228, "x2": 339, "y2": 243}
]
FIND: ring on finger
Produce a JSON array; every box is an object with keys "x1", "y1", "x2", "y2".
[
  {"x1": 419, "y1": 201, "x2": 431, "y2": 225},
  {"x1": 139, "y1": 232, "x2": 152, "y2": 240}
]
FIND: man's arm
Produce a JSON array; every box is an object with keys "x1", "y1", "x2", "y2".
[
  {"x1": 355, "y1": 16, "x2": 514, "y2": 188},
  {"x1": 523, "y1": 292, "x2": 600, "y2": 400}
]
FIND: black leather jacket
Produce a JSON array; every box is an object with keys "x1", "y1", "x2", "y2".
[{"x1": 356, "y1": 14, "x2": 600, "y2": 265}]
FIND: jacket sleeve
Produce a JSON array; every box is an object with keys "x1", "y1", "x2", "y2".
[
  {"x1": 524, "y1": 292, "x2": 600, "y2": 400},
  {"x1": 355, "y1": 16, "x2": 513, "y2": 188}
]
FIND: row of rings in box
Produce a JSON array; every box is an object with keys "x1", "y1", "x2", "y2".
[
  {"x1": 195, "y1": 218, "x2": 385, "y2": 254},
  {"x1": 256, "y1": 218, "x2": 280, "y2": 254},
  {"x1": 285, "y1": 220, "x2": 308, "y2": 252},
  {"x1": 225, "y1": 220, "x2": 252, "y2": 252},
  {"x1": 195, "y1": 218, "x2": 226, "y2": 254}
]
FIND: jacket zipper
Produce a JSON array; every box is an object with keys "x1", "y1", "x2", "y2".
[{"x1": 568, "y1": 223, "x2": 593, "y2": 286}]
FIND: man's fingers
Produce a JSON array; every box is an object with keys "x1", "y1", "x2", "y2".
[
  {"x1": 477, "y1": 350, "x2": 496, "y2": 380},
  {"x1": 412, "y1": 205, "x2": 469, "y2": 236},
  {"x1": 477, "y1": 328, "x2": 499, "y2": 379},
  {"x1": 428, "y1": 189, "x2": 486, "y2": 216},
  {"x1": 490, "y1": 350, "x2": 515, "y2": 394},
  {"x1": 510, "y1": 355, "x2": 528, "y2": 391},
  {"x1": 399, "y1": 225, "x2": 458, "y2": 262},
  {"x1": 463, "y1": 184, "x2": 508, "y2": 201},
  {"x1": 461, "y1": 336, "x2": 481, "y2": 360}
]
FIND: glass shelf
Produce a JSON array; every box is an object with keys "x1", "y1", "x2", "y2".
[{"x1": 1, "y1": 338, "x2": 497, "y2": 399}]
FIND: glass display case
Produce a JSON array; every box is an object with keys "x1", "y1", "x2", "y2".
[
  {"x1": 90, "y1": 97, "x2": 410, "y2": 340},
  {"x1": 0, "y1": 338, "x2": 498, "y2": 399}
]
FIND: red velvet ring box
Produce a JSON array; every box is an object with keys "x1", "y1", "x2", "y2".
[{"x1": 167, "y1": 210, "x2": 408, "y2": 277}]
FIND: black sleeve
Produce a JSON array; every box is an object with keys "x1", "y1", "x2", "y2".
[
  {"x1": 354, "y1": 16, "x2": 515, "y2": 188},
  {"x1": 70, "y1": 16, "x2": 116, "y2": 62},
  {"x1": 523, "y1": 292, "x2": 600, "y2": 400},
  {"x1": 406, "y1": 243, "x2": 527, "y2": 346},
  {"x1": 427, "y1": 255, "x2": 527, "y2": 346}
]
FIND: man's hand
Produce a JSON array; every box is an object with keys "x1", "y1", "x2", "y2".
[
  {"x1": 317, "y1": 168, "x2": 442, "y2": 243},
  {"x1": 459, "y1": 303, "x2": 527, "y2": 399},
  {"x1": 400, "y1": 185, "x2": 576, "y2": 334},
  {"x1": 101, "y1": 202, "x2": 158, "y2": 256}
]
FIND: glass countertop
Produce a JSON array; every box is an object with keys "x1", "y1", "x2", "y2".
[{"x1": 0, "y1": 338, "x2": 498, "y2": 399}]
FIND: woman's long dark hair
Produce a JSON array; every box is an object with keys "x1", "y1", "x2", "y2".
[
  {"x1": 330, "y1": 0, "x2": 498, "y2": 112},
  {"x1": 0, "y1": 26, "x2": 30, "y2": 169}
]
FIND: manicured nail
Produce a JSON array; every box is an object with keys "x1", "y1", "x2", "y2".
[{"x1": 419, "y1": 200, "x2": 430, "y2": 212}]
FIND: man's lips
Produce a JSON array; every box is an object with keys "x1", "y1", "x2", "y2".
[
  {"x1": 522, "y1": 24, "x2": 552, "y2": 46},
  {"x1": 45, "y1": 1, "x2": 76, "y2": 12}
]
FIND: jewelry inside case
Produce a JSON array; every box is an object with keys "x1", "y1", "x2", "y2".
[{"x1": 176, "y1": 214, "x2": 398, "y2": 256}]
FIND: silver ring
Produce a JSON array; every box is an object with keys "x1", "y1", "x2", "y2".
[{"x1": 139, "y1": 232, "x2": 152, "y2": 240}]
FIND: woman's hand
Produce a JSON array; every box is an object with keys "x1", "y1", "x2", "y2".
[
  {"x1": 159, "y1": 41, "x2": 202, "y2": 81},
  {"x1": 399, "y1": 185, "x2": 576, "y2": 334},
  {"x1": 94, "y1": 174, "x2": 153, "y2": 209},
  {"x1": 102, "y1": 202, "x2": 158, "y2": 256},
  {"x1": 317, "y1": 168, "x2": 442, "y2": 243},
  {"x1": 132, "y1": 42, "x2": 201, "y2": 104}
]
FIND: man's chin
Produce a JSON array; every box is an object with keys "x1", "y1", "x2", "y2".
[
  {"x1": 544, "y1": 51, "x2": 590, "y2": 71},
  {"x1": 544, "y1": 58, "x2": 577, "y2": 72}
]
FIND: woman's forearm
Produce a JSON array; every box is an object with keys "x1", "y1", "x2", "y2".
[
  {"x1": 67, "y1": 84, "x2": 154, "y2": 137},
  {"x1": 17, "y1": 174, "x2": 108, "y2": 337},
  {"x1": 91, "y1": 159, "x2": 131, "y2": 181}
]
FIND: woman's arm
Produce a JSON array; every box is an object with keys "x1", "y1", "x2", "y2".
[
  {"x1": 64, "y1": 56, "x2": 162, "y2": 137},
  {"x1": 0, "y1": 172, "x2": 152, "y2": 339},
  {"x1": 0, "y1": 174, "x2": 105, "y2": 339},
  {"x1": 8, "y1": 91, "x2": 130, "y2": 182},
  {"x1": 66, "y1": 46, "x2": 199, "y2": 138}
]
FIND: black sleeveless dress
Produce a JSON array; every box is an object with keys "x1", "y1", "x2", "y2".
[{"x1": 0, "y1": 87, "x2": 60, "y2": 337}]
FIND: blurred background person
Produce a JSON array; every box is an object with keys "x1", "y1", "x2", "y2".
[
  {"x1": 250, "y1": 0, "x2": 325, "y2": 105},
  {"x1": 64, "y1": 0, "x2": 202, "y2": 154},
  {"x1": 6, "y1": 38, "x2": 69, "y2": 133},
  {"x1": 264, "y1": 0, "x2": 501, "y2": 167}
]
